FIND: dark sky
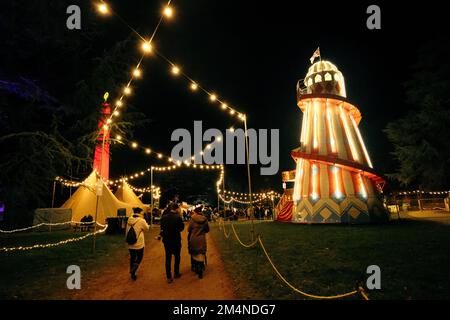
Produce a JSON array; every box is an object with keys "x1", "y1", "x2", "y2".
[
  {"x1": 103, "y1": 0, "x2": 447, "y2": 196},
  {"x1": 3, "y1": 1, "x2": 447, "y2": 201}
]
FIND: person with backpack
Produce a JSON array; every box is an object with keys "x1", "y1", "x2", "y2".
[
  {"x1": 126, "y1": 207, "x2": 149, "y2": 281},
  {"x1": 160, "y1": 203, "x2": 185, "y2": 283},
  {"x1": 188, "y1": 206, "x2": 210, "y2": 279}
]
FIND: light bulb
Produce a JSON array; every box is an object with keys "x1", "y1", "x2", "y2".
[
  {"x1": 97, "y1": 3, "x2": 109, "y2": 15},
  {"x1": 171, "y1": 65, "x2": 180, "y2": 75},
  {"x1": 133, "y1": 68, "x2": 141, "y2": 78},
  {"x1": 163, "y1": 6, "x2": 173, "y2": 18},
  {"x1": 141, "y1": 41, "x2": 153, "y2": 54}
]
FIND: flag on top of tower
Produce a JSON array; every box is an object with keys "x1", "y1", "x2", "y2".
[{"x1": 310, "y1": 47, "x2": 321, "y2": 64}]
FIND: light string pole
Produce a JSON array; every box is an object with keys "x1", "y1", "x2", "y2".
[
  {"x1": 91, "y1": 0, "x2": 174, "y2": 150},
  {"x1": 222, "y1": 167, "x2": 226, "y2": 211},
  {"x1": 150, "y1": 166, "x2": 154, "y2": 227},
  {"x1": 243, "y1": 115, "x2": 255, "y2": 240},
  {"x1": 93, "y1": 109, "x2": 109, "y2": 253},
  {"x1": 94, "y1": 2, "x2": 254, "y2": 231}
]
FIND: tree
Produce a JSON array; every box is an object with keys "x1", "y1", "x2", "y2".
[
  {"x1": 0, "y1": 1, "x2": 149, "y2": 227},
  {"x1": 384, "y1": 37, "x2": 450, "y2": 190}
]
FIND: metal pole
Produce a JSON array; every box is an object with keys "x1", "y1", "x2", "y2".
[
  {"x1": 93, "y1": 132, "x2": 106, "y2": 253},
  {"x1": 222, "y1": 167, "x2": 226, "y2": 211},
  {"x1": 243, "y1": 117, "x2": 254, "y2": 240},
  {"x1": 217, "y1": 192, "x2": 219, "y2": 213},
  {"x1": 51, "y1": 180, "x2": 56, "y2": 208},
  {"x1": 69, "y1": 167, "x2": 73, "y2": 197},
  {"x1": 271, "y1": 196, "x2": 275, "y2": 221},
  {"x1": 150, "y1": 166, "x2": 154, "y2": 227}
]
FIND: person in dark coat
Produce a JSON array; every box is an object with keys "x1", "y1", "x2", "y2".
[
  {"x1": 188, "y1": 206, "x2": 210, "y2": 279},
  {"x1": 160, "y1": 203, "x2": 185, "y2": 283}
]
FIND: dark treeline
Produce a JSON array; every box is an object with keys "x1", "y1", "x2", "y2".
[{"x1": 0, "y1": 1, "x2": 147, "y2": 227}]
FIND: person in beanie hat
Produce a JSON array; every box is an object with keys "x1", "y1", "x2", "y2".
[{"x1": 126, "y1": 207, "x2": 149, "y2": 280}]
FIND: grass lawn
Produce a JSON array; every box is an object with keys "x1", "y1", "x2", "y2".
[
  {"x1": 211, "y1": 218, "x2": 450, "y2": 300},
  {"x1": 0, "y1": 228, "x2": 157, "y2": 300}
]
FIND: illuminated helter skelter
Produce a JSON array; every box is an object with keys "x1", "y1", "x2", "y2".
[{"x1": 283, "y1": 60, "x2": 388, "y2": 223}]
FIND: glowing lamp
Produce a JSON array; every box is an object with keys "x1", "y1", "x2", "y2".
[
  {"x1": 163, "y1": 6, "x2": 173, "y2": 18},
  {"x1": 171, "y1": 66, "x2": 180, "y2": 75},
  {"x1": 97, "y1": 3, "x2": 109, "y2": 15},
  {"x1": 141, "y1": 41, "x2": 153, "y2": 54},
  {"x1": 133, "y1": 68, "x2": 142, "y2": 78}
]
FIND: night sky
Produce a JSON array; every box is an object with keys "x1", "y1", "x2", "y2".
[
  {"x1": 105, "y1": 1, "x2": 447, "y2": 195},
  {"x1": 3, "y1": 1, "x2": 448, "y2": 203}
]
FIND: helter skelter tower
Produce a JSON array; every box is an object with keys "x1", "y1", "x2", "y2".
[{"x1": 285, "y1": 59, "x2": 388, "y2": 223}]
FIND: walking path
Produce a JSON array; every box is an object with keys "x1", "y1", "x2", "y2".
[{"x1": 71, "y1": 226, "x2": 235, "y2": 299}]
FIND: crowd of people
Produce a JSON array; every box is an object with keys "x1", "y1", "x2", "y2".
[
  {"x1": 149, "y1": 204, "x2": 274, "y2": 224},
  {"x1": 124, "y1": 202, "x2": 274, "y2": 283},
  {"x1": 125, "y1": 204, "x2": 210, "y2": 283}
]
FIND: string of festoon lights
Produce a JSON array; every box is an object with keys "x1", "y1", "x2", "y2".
[
  {"x1": 93, "y1": 2, "x2": 255, "y2": 200},
  {"x1": 55, "y1": 173, "x2": 162, "y2": 199},
  {"x1": 113, "y1": 181, "x2": 160, "y2": 194},
  {"x1": 111, "y1": 180, "x2": 161, "y2": 199},
  {"x1": 108, "y1": 136, "x2": 225, "y2": 184},
  {"x1": 153, "y1": 48, "x2": 247, "y2": 122},
  {"x1": 54, "y1": 176, "x2": 86, "y2": 188},
  {"x1": 114, "y1": 134, "x2": 233, "y2": 167},
  {"x1": 0, "y1": 221, "x2": 106, "y2": 234},
  {"x1": 57, "y1": 135, "x2": 224, "y2": 189},
  {"x1": 221, "y1": 190, "x2": 281, "y2": 199},
  {"x1": 218, "y1": 193, "x2": 262, "y2": 205},
  {"x1": 93, "y1": 0, "x2": 174, "y2": 136},
  {"x1": 396, "y1": 190, "x2": 450, "y2": 196},
  {"x1": 59, "y1": 2, "x2": 253, "y2": 210},
  {"x1": 93, "y1": 0, "x2": 248, "y2": 139},
  {"x1": 0, "y1": 225, "x2": 108, "y2": 252},
  {"x1": 217, "y1": 190, "x2": 281, "y2": 205},
  {"x1": 109, "y1": 163, "x2": 224, "y2": 184}
]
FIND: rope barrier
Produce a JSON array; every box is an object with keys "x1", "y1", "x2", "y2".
[
  {"x1": 219, "y1": 219, "x2": 231, "y2": 239},
  {"x1": 216, "y1": 220, "x2": 368, "y2": 300},
  {"x1": 257, "y1": 236, "x2": 359, "y2": 300},
  {"x1": 0, "y1": 221, "x2": 105, "y2": 234},
  {"x1": 230, "y1": 223, "x2": 258, "y2": 248},
  {"x1": 358, "y1": 286, "x2": 370, "y2": 300},
  {"x1": 0, "y1": 225, "x2": 109, "y2": 253}
]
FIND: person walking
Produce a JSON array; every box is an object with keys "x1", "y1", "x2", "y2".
[
  {"x1": 188, "y1": 206, "x2": 210, "y2": 279},
  {"x1": 126, "y1": 207, "x2": 149, "y2": 281},
  {"x1": 160, "y1": 203, "x2": 185, "y2": 283}
]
